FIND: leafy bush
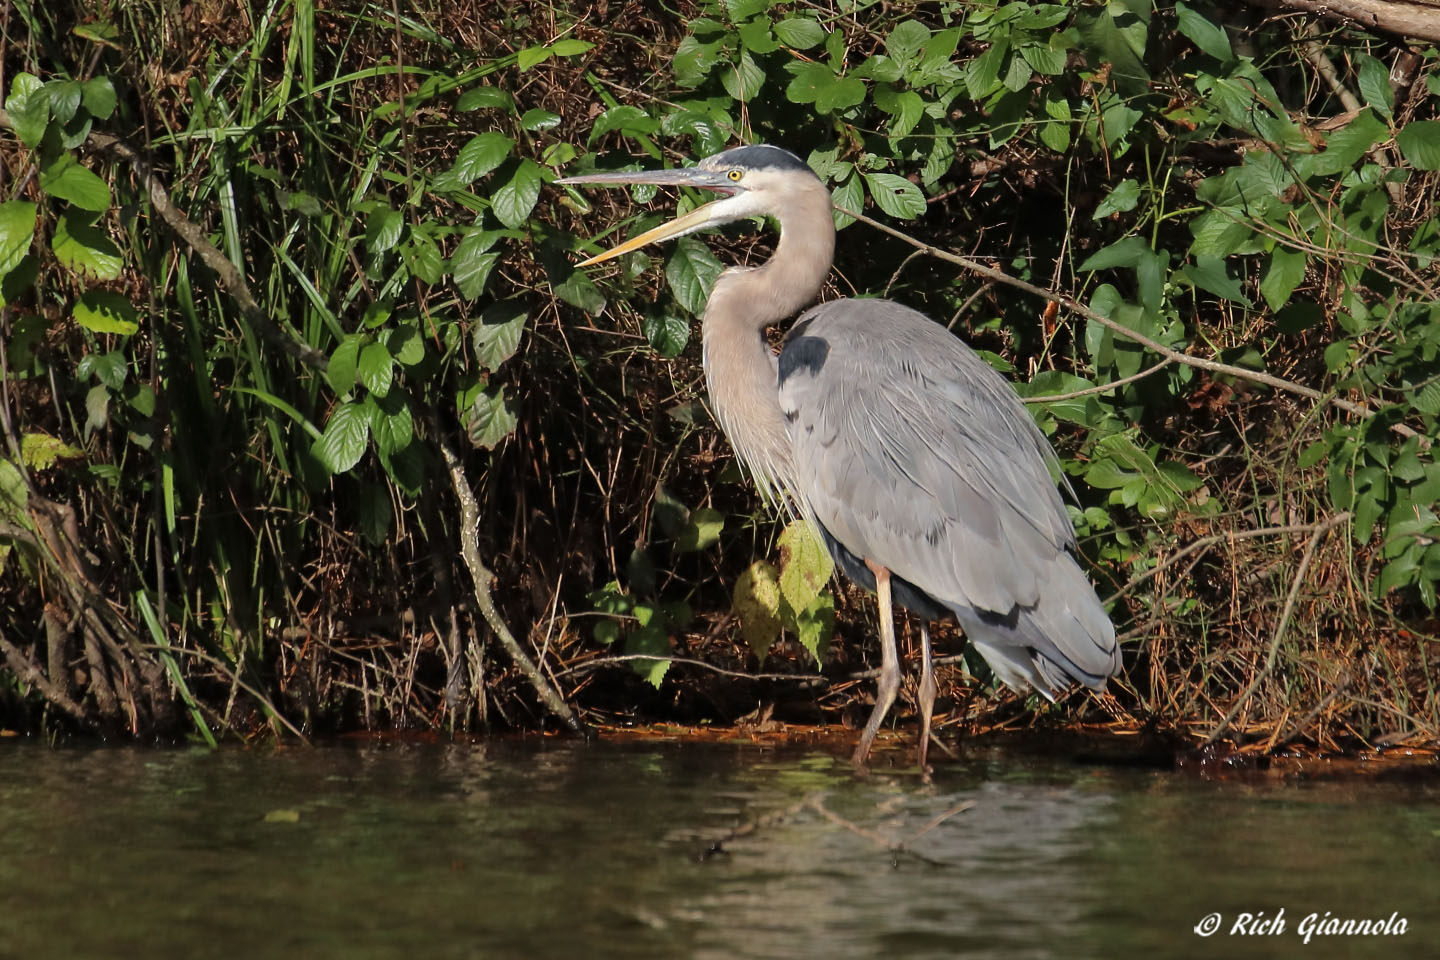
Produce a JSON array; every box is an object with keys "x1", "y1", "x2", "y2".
[{"x1": 1, "y1": 0, "x2": 1437, "y2": 749}]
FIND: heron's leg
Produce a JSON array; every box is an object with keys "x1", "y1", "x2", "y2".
[
  {"x1": 853, "y1": 561, "x2": 900, "y2": 767},
  {"x1": 917, "y1": 622, "x2": 937, "y2": 772}
]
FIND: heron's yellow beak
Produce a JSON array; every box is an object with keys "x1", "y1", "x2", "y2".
[
  {"x1": 555, "y1": 165, "x2": 739, "y2": 268},
  {"x1": 571, "y1": 202, "x2": 720, "y2": 267}
]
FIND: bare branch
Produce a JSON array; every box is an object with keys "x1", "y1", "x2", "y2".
[{"x1": 1243, "y1": 0, "x2": 1440, "y2": 44}]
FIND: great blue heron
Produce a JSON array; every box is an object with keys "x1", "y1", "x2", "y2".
[{"x1": 558, "y1": 144, "x2": 1120, "y2": 768}]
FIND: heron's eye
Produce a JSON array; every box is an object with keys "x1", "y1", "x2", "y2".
[{"x1": 726, "y1": 169, "x2": 743, "y2": 182}]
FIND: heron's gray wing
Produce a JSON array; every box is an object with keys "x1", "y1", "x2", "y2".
[{"x1": 777, "y1": 298, "x2": 1118, "y2": 692}]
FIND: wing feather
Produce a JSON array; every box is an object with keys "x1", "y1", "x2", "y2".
[{"x1": 777, "y1": 298, "x2": 1118, "y2": 693}]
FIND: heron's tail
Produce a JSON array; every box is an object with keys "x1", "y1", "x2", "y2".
[{"x1": 957, "y1": 553, "x2": 1119, "y2": 698}]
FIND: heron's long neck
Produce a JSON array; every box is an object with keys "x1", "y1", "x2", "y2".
[{"x1": 701, "y1": 183, "x2": 835, "y2": 508}]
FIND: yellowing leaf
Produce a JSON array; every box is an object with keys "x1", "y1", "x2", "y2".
[
  {"x1": 733, "y1": 560, "x2": 782, "y2": 661},
  {"x1": 777, "y1": 520, "x2": 832, "y2": 618},
  {"x1": 21, "y1": 433, "x2": 82, "y2": 470}
]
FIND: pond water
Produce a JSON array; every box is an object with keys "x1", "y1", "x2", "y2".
[{"x1": 0, "y1": 737, "x2": 1434, "y2": 959}]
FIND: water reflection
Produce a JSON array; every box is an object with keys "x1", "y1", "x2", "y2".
[{"x1": 0, "y1": 739, "x2": 1433, "y2": 960}]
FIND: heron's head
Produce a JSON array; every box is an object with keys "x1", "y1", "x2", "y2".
[{"x1": 556, "y1": 144, "x2": 825, "y2": 267}]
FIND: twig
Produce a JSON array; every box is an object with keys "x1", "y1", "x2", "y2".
[
  {"x1": 1114, "y1": 520, "x2": 1351, "y2": 600},
  {"x1": 438, "y1": 437, "x2": 582, "y2": 732},
  {"x1": 1023, "y1": 358, "x2": 1174, "y2": 404},
  {"x1": 835, "y1": 206, "x2": 1428, "y2": 448},
  {"x1": 554, "y1": 652, "x2": 829, "y2": 682},
  {"x1": 1204, "y1": 511, "x2": 1351, "y2": 745}
]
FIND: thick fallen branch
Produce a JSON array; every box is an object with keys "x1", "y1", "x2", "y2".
[
  {"x1": 439, "y1": 437, "x2": 582, "y2": 732},
  {"x1": 1242, "y1": 0, "x2": 1440, "y2": 44}
]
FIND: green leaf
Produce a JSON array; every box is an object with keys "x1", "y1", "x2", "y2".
[
  {"x1": 1397, "y1": 121, "x2": 1440, "y2": 171},
  {"x1": 550, "y1": 38, "x2": 594, "y2": 57},
  {"x1": 543, "y1": 245, "x2": 606, "y2": 314},
  {"x1": 1355, "y1": 54, "x2": 1393, "y2": 119},
  {"x1": 733, "y1": 560, "x2": 783, "y2": 661},
  {"x1": 388, "y1": 324, "x2": 426, "y2": 366},
  {"x1": 39, "y1": 155, "x2": 111, "y2": 212},
  {"x1": 674, "y1": 37, "x2": 722, "y2": 87},
  {"x1": 73, "y1": 290, "x2": 139, "y2": 334},
  {"x1": 46, "y1": 80, "x2": 82, "y2": 123},
  {"x1": 830, "y1": 172, "x2": 864, "y2": 230},
  {"x1": 402, "y1": 231, "x2": 444, "y2": 285},
  {"x1": 364, "y1": 206, "x2": 404, "y2": 254},
  {"x1": 73, "y1": 21, "x2": 121, "y2": 45},
  {"x1": 467, "y1": 385, "x2": 517, "y2": 450},
  {"x1": 593, "y1": 620, "x2": 621, "y2": 645},
  {"x1": 1039, "y1": 118, "x2": 1071, "y2": 153},
  {"x1": 863, "y1": 172, "x2": 925, "y2": 219},
  {"x1": 785, "y1": 61, "x2": 832, "y2": 104},
  {"x1": 725, "y1": 0, "x2": 773, "y2": 23},
  {"x1": 474, "y1": 300, "x2": 527, "y2": 369},
  {"x1": 642, "y1": 314, "x2": 690, "y2": 358},
  {"x1": 0, "y1": 200, "x2": 37, "y2": 278},
  {"x1": 358, "y1": 341, "x2": 394, "y2": 397},
  {"x1": 738, "y1": 16, "x2": 778, "y2": 54},
  {"x1": 520, "y1": 109, "x2": 562, "y2": 131},
  {"x1": 52, "y1": 208, "x2": 122, "y2": 280},
  {"x1": 886, "y1": 19, "x2": 931, "y2": 64},
  {"x1": 1094, "y1": 179, "x2": 1141, "y2": 218},
  {"x1": 1175, "y1": 2, "x2": 1233, "y2": 62},
  {"x1": 653, "y1": 484, "x2": 689, "y2": 538},
  {"x1": 5, "y1": 74, "x2": 48, "y2": 147},
  {"x1": 1259, "y1": 247, "x2": 1306, "y2": 311},
  {"x1": 721, "y1": 49, "x2": 765, "y2": 102},
  {"x1": 1079, "y1": 235, "x2": 1150, "y2": 272},
  {"x1": 367, "y1": 393, "x2": 413, "y2": 457},
  {"x1": 625, "y1": 613, "x2": 671, "y2": 688},
  {"x1": 356, "y1": 482, "x2": 394, "y2": 545},
  {"x1": 817, "y1": 75, "x2": 866, "y2": 114},
  {"x1": 677, "y1": 507, "x2": 724, "y2": 552},
  {"x1": 793, "y1": 593, "x2": 835, "y2": 666},
  {"x1": 1413, "y1": 381, "x2": 1440, "y2": 417},
  {"x1": 1181, "y1": 256, "x2": 1251, "y2": 304},
  {"x1": 590, "y1": 105, "x2": 659, "y2": 142},
  {"x1": 516, "y1": 45, "x2": 551, "y2": 71},
  {"x1": 665, "y1": 237, "x2": 723, "y2": 315},
  {"x1": 457, "y1": 86, "x2": 512, "y2": 111},
  {"x1": 774, "y1": 17, "x2": 824, "y2": 49},
  {"x1": 492, "y1": 160, "x2": 543, "y2": 228},
  {"x1": 451, "y1": 132, "x2": 514, "y2": 184},
  {"x1": 81, "y1": 77, "x2": 117, "y2": 118},
  {"x1": 964, "y1": 38, "x2": 1008, "y2": 99},
  {"x1": 452, "y1": 238, "x2": 500, "y2": 300},
  {"x1": 879, "y1": 89, "x2": 925, "y2": 139},
  {"x1": 777, "y1": 521, "x2": 832, "y2": 619},
  {"x1": 327, "y1": 335, "x2": 363, "y2": 394},
  {"x1": 1311, "y1": 109, "x2": 1387, "y2": 175},
  {"x1": 312, "y1": 402, "x2": 370, "y2": 474},
  {"x1": 1019, "y1": 41, "x2": 1066, "y2": 76}
]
